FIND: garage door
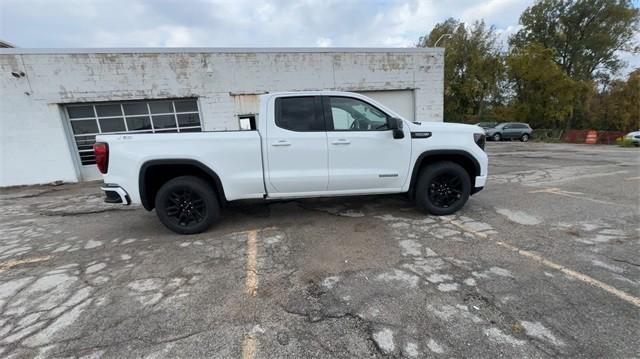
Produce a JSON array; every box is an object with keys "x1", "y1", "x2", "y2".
[
  {"x1": 64, "y1": 98, "x2": 202, "y2": 181},
  {"x1": 356, "y1": 90, "x2": 415, "y2": 122}
]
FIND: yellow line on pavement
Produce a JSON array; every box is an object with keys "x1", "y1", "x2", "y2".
[
  {"x1": 242, "y1": 230, "x2": 263, "y2": 359},
  {"x1": 0, "y1": 255, "x2": 52, "y2": 273},
  {"x1": 529, "y1": 187, "x2": 583, "y2": 195},
  {"x1": 528, "y1": 187, "x2": 624, "y2": 207},
  {"x1": 625, "y1": 176, "x2": 640, "y2": 181},
  {"x1": 495, "y1": 241, "x2": 640, "y2": 308},
  {"x1": 443, "y1": 219, "x2": 640, "y2": 309},
  {"x1": 245, "y1": 230, "x2": 258, "y2": 297},
  {"x1": 241, "y1": 335, "x2": 257, "y2": 359}
]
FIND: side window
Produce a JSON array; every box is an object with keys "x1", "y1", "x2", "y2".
[
  {"x1": 275, "y1": 96, "x2": 323, "y2": 131},
  {"x1": 328, "y1": 97, "x2": 389, "y2": 131},
  {"x1": 331, "y1": 107, "x2": 353, "y2": 130}
]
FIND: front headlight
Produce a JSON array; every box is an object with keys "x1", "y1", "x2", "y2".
[{"x1": 474, "y1": 133, "x2": 486, "y2": 150}]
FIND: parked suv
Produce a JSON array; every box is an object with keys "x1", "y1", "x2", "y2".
[{"x1": 485, "y1": 123, "x2": 533, "y2": 142}]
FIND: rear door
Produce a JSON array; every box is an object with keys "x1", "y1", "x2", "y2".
[
  {"x1": 265, "y1": 96, "x2": 329, "y2": 194},
  {"x1": 324, "y1": 96, "x2": 411, "y2": 192}
]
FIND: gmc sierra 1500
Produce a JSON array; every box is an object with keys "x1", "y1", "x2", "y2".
[{"x1": 95, "y1": 91, "x2": 488, "y2": 234}]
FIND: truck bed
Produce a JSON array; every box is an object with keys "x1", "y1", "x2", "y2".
[{"x1": 97, "y1": 131, "x2": 265, "y2": 204}]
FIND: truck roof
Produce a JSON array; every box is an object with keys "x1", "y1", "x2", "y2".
[{"x1": 265, "y1": 90, "x2": 374, "y2": 97}]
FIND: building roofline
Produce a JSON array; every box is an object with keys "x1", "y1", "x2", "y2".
[{"x1": 0, "y1": 47, "x2": 442, "y2": 55}]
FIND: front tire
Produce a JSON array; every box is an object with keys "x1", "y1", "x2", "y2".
[
  {"x1": 492, "y1": 133, "x2": 502, "y2": 141},
  {"x1": 415, "y1": 162, "x2": 471, "y2": 215},
  {"x1": 520, "y1": 133, "x2": 530, "y2": 142},
  {"x1": 155, "y1": 176, "x2": 220, "y2": 234}
]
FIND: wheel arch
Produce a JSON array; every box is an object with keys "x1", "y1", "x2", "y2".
[
  {"x1": 139, "y1": 159, "x2": 227, "y2": 211},
  {"x1": 408, "y1": 150, "x2": 481, "y2": 198}
]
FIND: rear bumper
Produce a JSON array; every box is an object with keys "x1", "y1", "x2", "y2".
[{"x1": 101, "y1": 185, "x2": 131, "y2": 205}]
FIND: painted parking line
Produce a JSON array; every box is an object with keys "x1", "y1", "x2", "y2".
[
  {"x1": 241, "y1": 229, "x2": 265, "y2": 359},
  {"x1": 625, "y1": 176, "x2": 640, "y2": 181},
  {"x1": 241, "y1": 334, "x2": 257, "y2": 359},
  {"x1": 0, "y1": 255, "x2": 52, "y2": 273},
  {"x1": 443, "y1": 219, "x2": 640, "y2": 309},
  {"x1": 245, "y1": 230, "x2": 258, "y2": 297},
  {"x1": 528, "y1": 187, "x2": 627, "y2": 207}
]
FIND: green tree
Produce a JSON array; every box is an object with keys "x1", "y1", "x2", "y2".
[
  {"x1": 418, "y1": 18, "x2": 505, "y2": 123},
  {"x1": 511, "y1": 0, "x2": 640, "y2": 80},
  {"x1": 588, "y1": 69, "x2": 640, "y2": 130},
  {"x1": 506, "y1": 43, "x2": 579, "y2": 128}
]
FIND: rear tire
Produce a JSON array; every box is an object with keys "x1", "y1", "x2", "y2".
[
  {"x1": 415, "y1": 162, "x2": 471, "y2": 215},
  {"x1": 155, "y1": 176, "x2": 220, "y2": 234},
  {"x1": 520, "y1": 133, "x2": 530, "y2": 142}
]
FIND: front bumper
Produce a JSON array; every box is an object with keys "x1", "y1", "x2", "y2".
[
  {"x1": 471, "y1": 175, "x2": 486, "y2": 195},
  {"x1": 475, "y1": 175, "x2": 487, "y2": 187},
  {"x1": 101, "y1": 185, "x2": 131, "y2": 205}
]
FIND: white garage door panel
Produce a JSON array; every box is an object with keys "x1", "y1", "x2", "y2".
[{"x1": 356, "y1": 90, "x2": 415, "y2": 122}]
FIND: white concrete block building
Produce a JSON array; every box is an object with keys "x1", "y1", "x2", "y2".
[{"x1": 0, "y1": 48, "x2": 443, "y2": 187}]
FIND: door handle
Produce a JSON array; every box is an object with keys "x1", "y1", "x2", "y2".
[
  {"x1": 271, "y1": 140, "x2": 291, "y2": 147},
  {"x1": 331, "y1": 139, "x2": 351, "y2": 145}
]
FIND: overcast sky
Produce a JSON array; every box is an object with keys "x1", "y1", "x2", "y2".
[{"x1": 1, "y1": 0, "x2": 638, "y2": 75}]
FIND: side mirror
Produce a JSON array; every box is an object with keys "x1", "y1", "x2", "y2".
[{"x1": 388, "y1": 117, "x2": 405, "y2": 139}]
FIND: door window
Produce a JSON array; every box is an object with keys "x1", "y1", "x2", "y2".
[
  {"x1": 275, "y1": 96, "x2": 324, "y2": 131},
  {"x1": 328, "y1": 97, "x2": 389, "y2": 131}
]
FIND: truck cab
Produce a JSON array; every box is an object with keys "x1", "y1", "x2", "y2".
[
  {"x1": 96, "y1": 91, "x2": 488, "y2": 234},
  {"x1": 263, "y1": 92, "x2": 412, "y2": 196}
]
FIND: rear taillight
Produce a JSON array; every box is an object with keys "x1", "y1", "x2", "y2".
[
  {"x1": 94, "y1": 142, "x2": 109, "y2": 174},
  {"x1": 474, "y1": 133, "x2": 486, "y2": 150}
]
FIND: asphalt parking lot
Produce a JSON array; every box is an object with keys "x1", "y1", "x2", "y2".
[{"x1": 1, "y1": 142, "x2": 639, "y2": 358}]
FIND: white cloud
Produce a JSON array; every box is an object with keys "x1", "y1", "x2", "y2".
[
  {"x1": 6, "y1": 0, "x2": 634, "y2": 76},
  {"x1": 315, "y1": 37, "x2": 333, "y2": 47},
  {"x1": 0, "y1": 0, "x2": 529, "y2": 49},
  {"x1": 461, "y1": 0, "x2": 530, "y2": 25}
]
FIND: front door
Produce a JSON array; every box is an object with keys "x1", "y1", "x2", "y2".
[
  {"x1": 324, "y1": 96, "x2": 411, "y2": 192},
  {"x1": 502, "y1": 124, "x2": 519, "y2": 139},
  {"x1": 265, "y1": 96, "x2": 328, "y2": 194}
]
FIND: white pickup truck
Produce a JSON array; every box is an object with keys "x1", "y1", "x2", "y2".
[{"x1": 95, "y1": 91, "x2": 488, "y2": 234}]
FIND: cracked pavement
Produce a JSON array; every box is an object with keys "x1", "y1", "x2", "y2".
[{"x1": 1, "y1": 142, "x2": 639, "y2": 358}]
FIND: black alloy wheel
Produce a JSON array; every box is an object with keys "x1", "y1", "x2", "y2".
[
  {"x1": 415, "y1": 161, "x2": 471, "y2": 215},
  {"x1": 428, "y1": 172, "x2": 464, "y2": 208},
  {"x1": 155, "y1": 176, "x2": 220, "y2": 234},
  {"x1": 165, "y1": 187, "x2": 206, "y2": 227}
]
